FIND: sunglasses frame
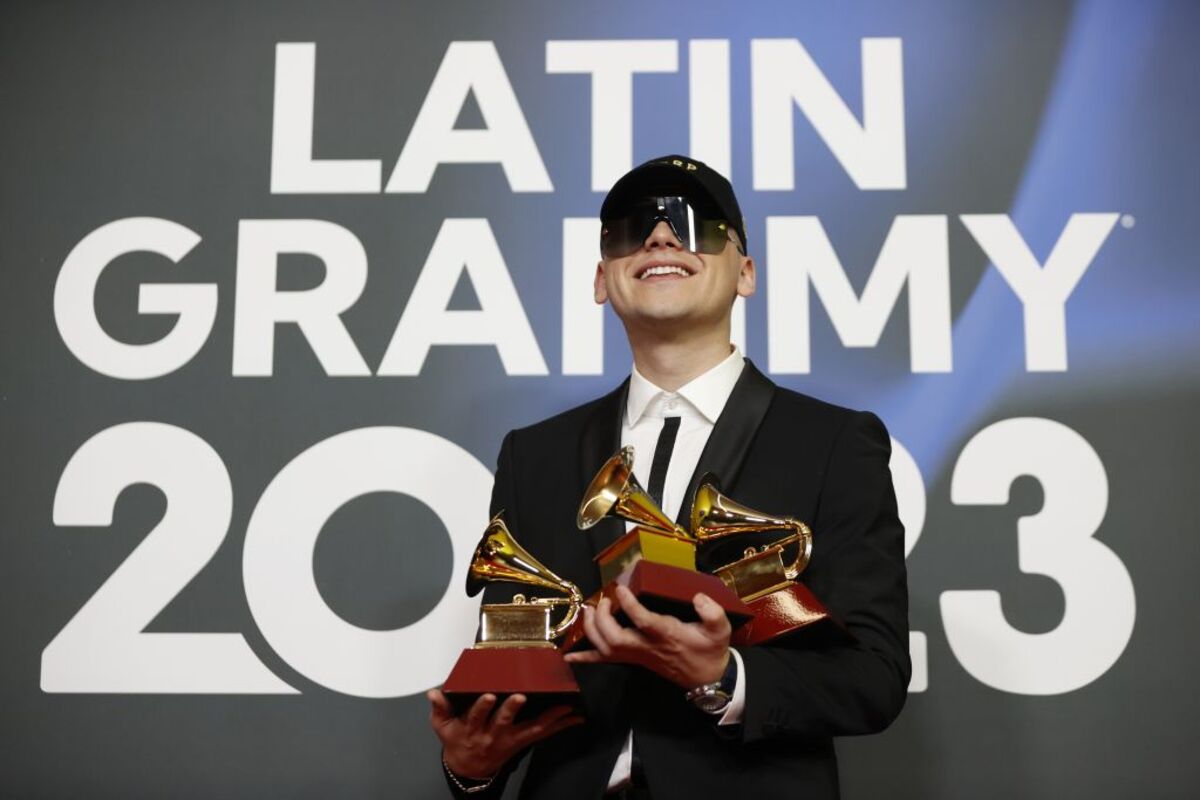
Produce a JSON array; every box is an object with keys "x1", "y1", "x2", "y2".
[{"x1": 600, "y1": 196, "x2": 744, "y2": 260}]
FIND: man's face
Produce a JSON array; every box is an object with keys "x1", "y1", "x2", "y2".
[{"x1": 593, "y1": 217, "x2": 755, "y2": 337}]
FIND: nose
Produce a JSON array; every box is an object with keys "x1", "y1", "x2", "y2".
[{"x1": 643, "y1": 220, "x2": 684, "y2": 251}]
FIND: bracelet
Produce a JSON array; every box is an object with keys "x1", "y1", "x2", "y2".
[{"x1": 442, "y1": 753, "x2": 496, "y2": 795}]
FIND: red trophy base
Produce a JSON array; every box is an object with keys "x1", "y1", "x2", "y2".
[
  {"x1": 563, "y1": 560, "x2": 754, "y2": 651},
  {"x1": 731, "y1": 582, "x2": 849, "y2": 646},
  {"x1": 442, "y1": 646, "x2": 582, "y2": 719}
]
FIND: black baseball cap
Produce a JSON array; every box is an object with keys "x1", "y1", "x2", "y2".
[{"x1": 600, "y1": 155, "x2": 747, "y2": 252}]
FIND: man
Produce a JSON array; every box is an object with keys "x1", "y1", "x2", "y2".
[{"x1": 428, "y1": 155, "x2": 910, "y2": 799}]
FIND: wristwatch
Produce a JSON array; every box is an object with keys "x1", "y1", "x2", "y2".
[{"x1": 685, "y1": 652, "x2": 738, "y2": 715}]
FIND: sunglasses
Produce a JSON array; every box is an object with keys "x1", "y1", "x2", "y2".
[{"x1": 600, "y1": 196, "x2": 743, "y2": 259}]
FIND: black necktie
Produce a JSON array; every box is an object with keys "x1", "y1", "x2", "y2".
[{"x1": 646, "y1": 416, "x2": 681, "y2": 510}]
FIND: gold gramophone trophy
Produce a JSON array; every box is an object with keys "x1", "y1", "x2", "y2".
[
  {"x1": 691, "y1": 474, "x2": 840, "y2": 646},
  {"x1": 566, "y1": 447, "x2": 752, "y2": 648},
  {"x1": 442, "y1": 514, "x2": 583, "y2": 717}
]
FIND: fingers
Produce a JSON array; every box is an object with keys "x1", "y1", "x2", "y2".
[
  {"x1": 593, "y1": 596, "x2": 643, "y2": 650},
  {"x1": 427, "y1": 689, "x2": 454, "y2": 726},
  {"x1": 615, "y1": 585, "x2": 667, "y2": 636},
  {"x1": 563, "y1": 649, "x2": 603, "y2": 664},
  {"x1": 437, "y1": 697, "x2": 581, "y2": 779},
  {"x1": 693, "y1": 592, "x2": 731, "y2": 639},
  {"x1": 491, "y1": 694, "x2": 526, "y2": 727},
  {"x1": 509, "y1": 705, "x2": 569, "y2": 741},
  {"x1": 528, "y1": 704, "x2": 574, "y2": 727},
  {"x1": 465, "y1": 693, "x2": 498, "y2": 730},
  {"x1": 536, "y1": 714, "x2": 585, "y2": 740},
  {"x1": 512, "y1": 705, "x2": 584, "y2": 746},
  {"x1": 577, "y1": 597, "x2": 643, "y2": 662},
  {"x1": 581, "y1": 600, "x2": 617, "y2": 657},
  {"x1": 580, "y1": 603, "x2": 606, "y2": 656}
]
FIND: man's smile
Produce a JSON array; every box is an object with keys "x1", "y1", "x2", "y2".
[{"x1": 634, "y1": 260, "x2": 697, "y2": 281}]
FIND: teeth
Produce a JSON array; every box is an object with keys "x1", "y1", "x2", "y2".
[{"x1": 639, "y1": 265, "x2": 690, "y2": 279}]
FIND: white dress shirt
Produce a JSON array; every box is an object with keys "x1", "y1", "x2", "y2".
[{"x1": 606, "y1": 347, "x2": 747, "y2": 791}]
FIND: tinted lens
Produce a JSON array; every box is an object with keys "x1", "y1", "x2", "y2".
[
  {"x1": 600, "y1": 214, "x2": 647, "y2": 259},
  {"x1": 692, "y1": 218, "x2": 734, "y2": 255},
  {"x1": 600, "y1": 196, "x2": 731, "y2": 258},
  {"x1": 658, "y1": 196, "x2": 733, "y2": 255}
]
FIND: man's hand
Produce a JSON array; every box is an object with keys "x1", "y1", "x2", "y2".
[
  {"x1": 428, "y1": 691, "x2": 583, "y2": 780},
  {"x1": 563, "y1": 584, "x2": 731, "y2": 688}
]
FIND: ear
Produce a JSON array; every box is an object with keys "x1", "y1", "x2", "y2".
[
  {"x1": 736, "y1": 255, "x2": 756, "y2": 298},
  {"x1": 593, "y1": 261, "x2": 609, "y2": 304}
]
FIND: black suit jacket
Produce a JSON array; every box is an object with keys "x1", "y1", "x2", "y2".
[{"x1": 449, "y1": 360, "x2": 910, "y2": 799}]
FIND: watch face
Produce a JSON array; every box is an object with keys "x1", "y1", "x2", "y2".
[{"x1": 693, "y1": 690, "x2": 731, "y2": 714}]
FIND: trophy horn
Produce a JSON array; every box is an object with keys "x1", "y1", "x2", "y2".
[
  {"x1": 466, "y1": 514, "x2": 582, "y2": 638},
  {"x1": 690, "y1": 474, "x2": 813, "y2": 580},
  {"x1": 576, "y1": 446, "x2": 693, "y2": 541}
]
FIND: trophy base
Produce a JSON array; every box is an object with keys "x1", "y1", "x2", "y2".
[
  {"x1": 563, "y1": 560, "x2": 754, "y2": 650},
  {"x1": 442, "y1": 646, "x2": 582, "y2": 719},
  {"x1": 731, "y1": 582, "x2": 849, "y2": 646},
  {"x1": 596, "y1": 527, "x2": 696, "y2": 585}
]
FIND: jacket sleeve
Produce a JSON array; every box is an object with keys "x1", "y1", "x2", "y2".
[{"x1": 736, "y1": 411, "x2": 911, "y2": 742}]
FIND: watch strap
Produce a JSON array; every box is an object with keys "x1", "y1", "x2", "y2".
[{"x1": 684, "y1": 652, "x2": 738, "y2": 712}]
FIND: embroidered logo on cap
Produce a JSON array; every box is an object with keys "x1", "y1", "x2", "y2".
[{"x1": 661, "y1": 157, "x2": 698, "y2": 171}]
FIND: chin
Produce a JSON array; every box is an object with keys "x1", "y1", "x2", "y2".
[
  {"x1": 630, "y1": 301, "x2": 692, "y2": 322},
  {"x1": 626, "y1": 307, "x2": 708, "y2": 335}
]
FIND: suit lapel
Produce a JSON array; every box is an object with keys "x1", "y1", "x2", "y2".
[
  {"x1": 674, "y1": 359, "x2": 776, "y2": 528},
  {"x1": 579, "y1": 378, "x2": 630, "y2": 559}
]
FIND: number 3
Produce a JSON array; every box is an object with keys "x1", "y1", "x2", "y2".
[{"x1": 943, "y1": 417, "x2": 1136, "y2": 695}]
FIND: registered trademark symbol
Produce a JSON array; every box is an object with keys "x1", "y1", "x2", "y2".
[{"x1": 1120, "y1": 214, "x2": 1135, "y2": 229}]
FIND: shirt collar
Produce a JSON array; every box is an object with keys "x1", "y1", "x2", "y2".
[{"x1": 626, "y1": 347, "x2": 745, "y2": 426}]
